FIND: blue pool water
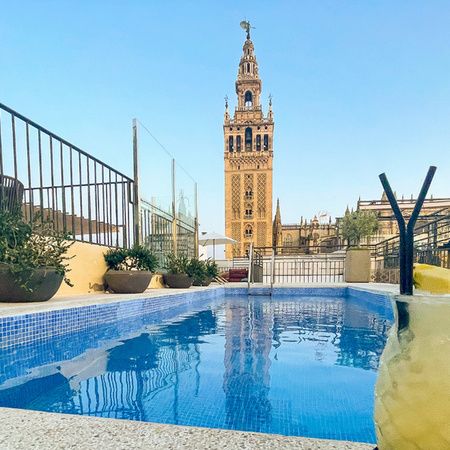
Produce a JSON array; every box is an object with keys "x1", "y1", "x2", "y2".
[{"x1": 0, "y1": 293, "x2": 392, "y2": 443}]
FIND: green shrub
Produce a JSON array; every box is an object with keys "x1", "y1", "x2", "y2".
[
  {"x1": 104, "y1": 245, "x2": 157, "y2": 271},
  {"x1": 205, "y1": 258, "x2": 219, "y2": 278},
  {"x1": 0, "y1": 208, "x2": 73, "y2": 290},
  {"x1": 163, "y1": 253, "x2": 190, "y2": 275},
  {"x1": 186, "y1": 258, "x2": 207, "y2": 284},
  {"x1": 340, "y1": 210, "x2": 379, "y2": 246}
]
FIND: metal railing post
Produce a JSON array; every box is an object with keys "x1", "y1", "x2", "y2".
[
  {"x1": 132, "y1": 119, "x2": 141, "y2": 246},
  {"x1": 270, "y1": 247, "x2": 276, "y2": 289},
  {"x1": 247, "y1": 242, "x2": 253, "y2": 291},
  {"x1": 194, "y1": 182, "x2": 199, "y2": 258},
  {"x1": 171, "y1": 158, "x2": 178, "y2": 255}
]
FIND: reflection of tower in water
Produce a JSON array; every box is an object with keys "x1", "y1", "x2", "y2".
[{"x1": 223, "y1": 299, "x2": 274, "y2": 431}]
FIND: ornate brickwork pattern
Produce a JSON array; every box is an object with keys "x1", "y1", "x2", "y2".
[
  {"x1": 231, "y1": 223, "x2": 241, "y2": 256},
  {"x1": 231, "y1": 174, "x2": 241, "y2": 218},
  {"x1": 257, "y1": 173, "x2": 266, "y2": 218},
  {"x1": 244, "y1": 173, "x2": 254, "y2": 192},
  {"x1": 257, "y1": 222, "x2": 266, "y2": 246}
]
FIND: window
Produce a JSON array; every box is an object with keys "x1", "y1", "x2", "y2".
[
  {"x1": 247, "y1": 63, "x2": 250, "y2": 73},
  {"x1": 245, "y1": 204, "x2": 253, "y2": 219},
  {"x1": 284, "y1": 234, "x2": 293, "y2": 247},
  {"x1": 263, "y1": 134, "x2": 269, "y2": 151},
  {"x1": 256, "y1": 135, "x2": 261, "y2": 151},
  {"x1": 228, "y1": 136, "x2": 234, "y2": 152},
  {"x1": 244, "y1": 225, "x2": 253, "y2": 238},
  {"x1": 244, "y1": 91, "x2": 253, "y2": 108},
  {"x1": 236, "y1": 135, "x2": 241, "y2": 151},
  {"x1": 245, "y1": 190, "x2": 253, "y2": 200},
  {"x1": 245, "y1": 127, "x2": 252, "y2": 151}
]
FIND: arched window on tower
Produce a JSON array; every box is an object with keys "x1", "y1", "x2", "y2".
[
  {"x1": 228, "y1": 136, "x2": 234, "y2": 152},
  {"x1": 244, "y1": 224, "x2": 253, "y2": 239},
  {"x1": 256, "y1": 135, "x2": 261, "y2": 151},
  {"x1": 245, "y1": 127, "x2": 252, "y2": 151},
  {"x1": 244, "y1": 203, "x2": 253, "y2": 219},
  {"x1": 247, "y1": 62, "x2": 251, "y2": 73},
  {"x1": 263, "y1": 134, "x2": 269, "y2": 151},
  {"x1": 244, "y1": 91, "x2": 253, "y2": 108},
  {"x1": 236, "y1": 135, "x2": 241, "y2": 151}
]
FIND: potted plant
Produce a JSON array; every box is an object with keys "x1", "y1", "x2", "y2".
[
  {"x1": 340, "y1": 210, "x2": 378, "y2": 282},
  {"x1": 189, "y1": 258, "x2": 207, "y2": 286},
  {"x1": 163, "y1": 253, "x2": 193, "y2": 288},
  {"x1": 104, "y1": 245, "x2": 157, "y2": 293},
  {"x1": 204, "y1": 258, "x2": 219, "y2": 286},
  {"x1": 0, "y1": 208, "x2": 73, "y2": 302}
]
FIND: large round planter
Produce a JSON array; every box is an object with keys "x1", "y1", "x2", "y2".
[
  {"x1": 164, "y1": 273, "x2": 193, "y2": 289},
  {"x1": 104, "y1": 270, "x2": 153, "y2": 294},
  {"x1": 193, "y1": 277, "x2": 213, "y2": 287},
  {"x1": 374, "y1": 295, "x2": 450, "y2": 449},
  {"x1": 0, "y1": 264, "x2": 63, "y2": 302}
]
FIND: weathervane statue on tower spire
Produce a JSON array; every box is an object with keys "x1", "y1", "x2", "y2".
[{"x1": 240, "y1": 20, "x2": 253, "y2": 39}]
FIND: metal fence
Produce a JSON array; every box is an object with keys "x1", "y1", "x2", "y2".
[
  {"x1": 0, "y1": 102, "x2": 198, "y2": 262},
  {"x1": 0, "y1": 102, "x2": 135, "y2": 248},
  {"x1": 373, "y1": 212, "x2": 450, "y2": 271},
  {"x1": 239, "y1": 246, "x2": 346, "y2": 285}
]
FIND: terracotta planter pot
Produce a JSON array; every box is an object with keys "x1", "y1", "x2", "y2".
[
  {"x1": 0, "y1": 264, "x2": 63, "y2": 302},
  {"x1": 104, "y1": 270, "x2": 153, "y2": 294},
  {"x1": 164, "y1": 273, "x2": 193, "y2": 289}
]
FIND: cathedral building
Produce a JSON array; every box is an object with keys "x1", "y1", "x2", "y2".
[
  {"x1": 272, "y1": 199, "x2": 340, "y2": 254},
  {"x1": 224, "y1": 24, "x2": 274, "y2": 258}
]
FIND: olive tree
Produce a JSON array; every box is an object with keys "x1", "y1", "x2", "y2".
[{"x1": 340, "y1": 210, "x2": 379, "y2": 247}]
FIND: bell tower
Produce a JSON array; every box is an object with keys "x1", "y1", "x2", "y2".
[{"x1": 224, "y1": 22, "x2": 274, "y2": 258}]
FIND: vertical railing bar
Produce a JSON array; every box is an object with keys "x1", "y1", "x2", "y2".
[
  {"x1": 101, "y1": 166, "x2": 106, "y2": 245},
  {"x1": 78, "y1": 152, "x2": 84, "y2": 241},
  {"x1": 86, "y1": 156, "x2": 92, "y2": 242},
  {"x1": 11, "y1": 115, "x2": 18, "y2": 180},
  {"x1": 94, "y1": 162, "x2": 100, "y2": 243},
  {"x1": 114, "y1": 173, "x2": 119, "y2": 247},
  {"x1": 70, "y1": 147, "x2": 75, "y2": 238},
  {"x1": 37, "y1": 129, "x2": 44, "y2": 222},
  {"x1": 105, "y1": 170, "x2": 110, "y2": 246},
  {"x1": 108, "y1": 170, "x2": 113, "y2": 247},
  {"x1": 25, "y1": 123, "x2": 33, "y2": 222},
  {"x1": 49, "y1": 136, "x2": 56, "y2": 227},
  {"x1": 121, "y1": 177, "x2": 127, "y2": 248},
  {"x1": 60, "y1": 142, "x2": 67, "y2": 233}
]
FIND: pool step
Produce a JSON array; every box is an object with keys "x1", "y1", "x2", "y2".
[{"x1": 248, "y1": 286, "x2": 272, "y2": 296}]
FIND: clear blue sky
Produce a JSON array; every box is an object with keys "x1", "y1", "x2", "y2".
[{"x1": 1, "y1": 1, "x2": 450, "y2": 234}]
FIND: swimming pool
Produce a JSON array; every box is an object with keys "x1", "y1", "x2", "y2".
[{"x1": 0, "y1": 288, "x2": 392, "y2": 444}]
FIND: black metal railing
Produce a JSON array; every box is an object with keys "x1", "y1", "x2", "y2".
[
  {"x1": 234, "y1": 245, "x2": 347, "y2": 284},
  {"x1": 0, "y1": 101, "x2": 135, "y2": 247},
  {"x1": 373, "y1": 210, "x2": 450, "y2": 270}
]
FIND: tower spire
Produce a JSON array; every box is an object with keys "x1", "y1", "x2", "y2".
[{"x1": 273, "y1": 198, "x2": 283, "y2": 249}]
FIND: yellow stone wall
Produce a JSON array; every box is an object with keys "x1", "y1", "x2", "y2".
[{"x1": 55, "y1": 241, "x2": 109, "y2": 296}]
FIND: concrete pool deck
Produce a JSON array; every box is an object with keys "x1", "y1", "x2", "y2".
[
  {"x1": 0, "y1": 407, "x2": 374, "y2": 450},
  {"x1": 0, "y1": 283, "x2": 389, "y2": 449}
]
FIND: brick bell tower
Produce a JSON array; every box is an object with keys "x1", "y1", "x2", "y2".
[{"x1": 224, "y1": 21, "x2": 274, "y2": 259}]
